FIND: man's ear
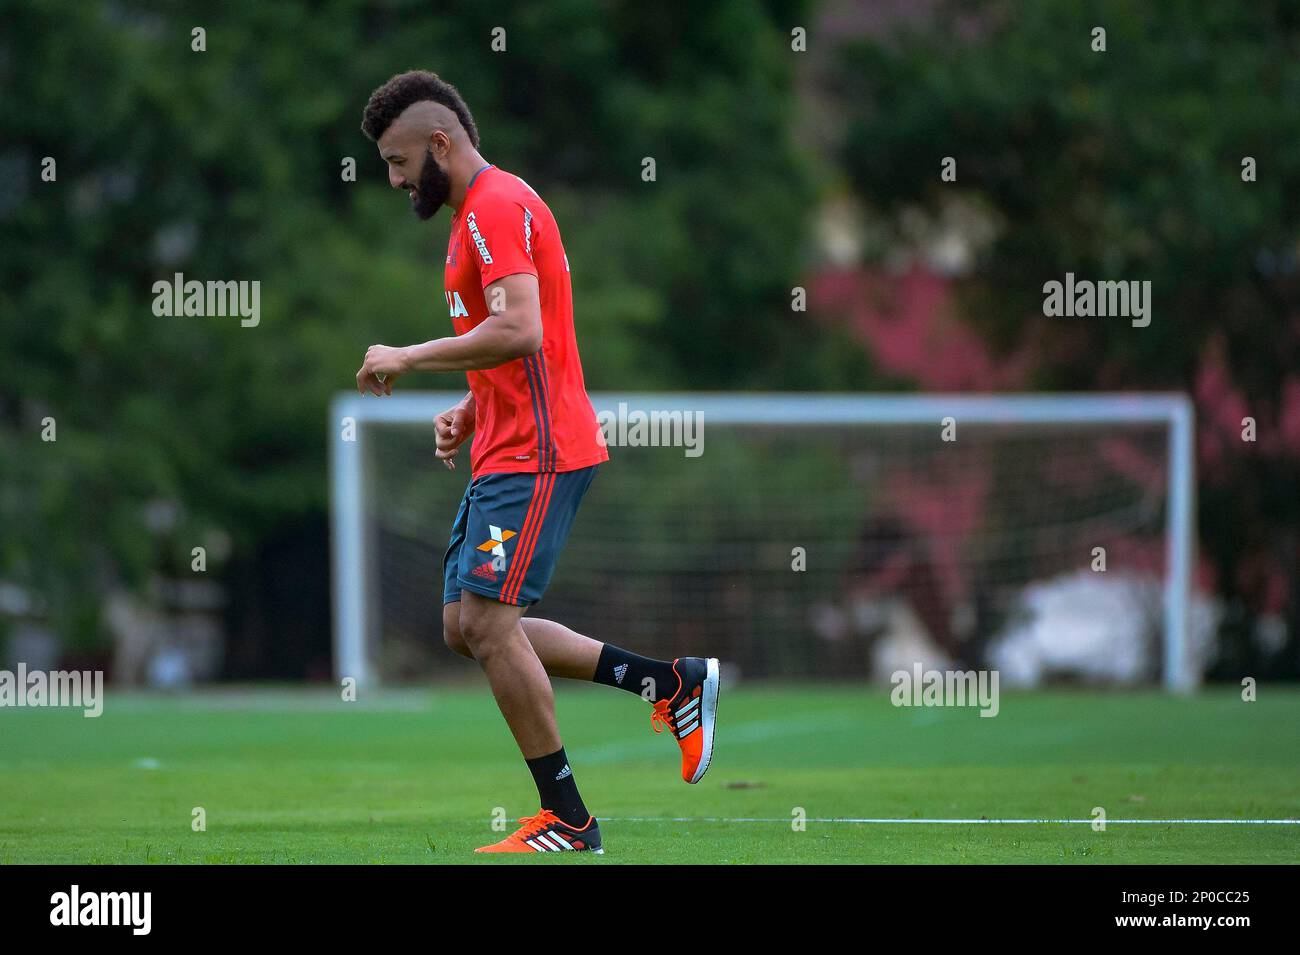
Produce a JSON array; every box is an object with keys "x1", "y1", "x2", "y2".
[{"x1": 429, "y1": 129, "x2": 451, "y2": 160}]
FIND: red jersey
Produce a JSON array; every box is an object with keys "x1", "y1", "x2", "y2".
[{"x1": 443, "y1": 166, "x2": 608, "y2": 475}]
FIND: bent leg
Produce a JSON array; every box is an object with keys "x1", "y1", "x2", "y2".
[
  {"x1": 519, "y1": 618, "x2": 601, "y2": 679},
  {"x1": 443, "y1": 601, "x2": 472, "y2": 657},
  {"x1": 457, "y1": 591, "x2": 560, "y2": 759},
  {"x1": 444, "y1": 600, "x2": 600, "y2": 681}
]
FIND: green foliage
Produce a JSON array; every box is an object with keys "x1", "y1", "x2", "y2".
[
  {"x1": 837, "y1": 0, "x2": 1299, "y2": 389},
  {"x1": 831, "y1": 1, "x2": 1300, "y2": 674},
  {"x1": 0, "y1": 0, "x2": 819, "y2": 647}
]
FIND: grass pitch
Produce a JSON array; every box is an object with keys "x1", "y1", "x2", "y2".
[{"x1": 1, "y1": 684, "x2": 1297, "y2": 863}]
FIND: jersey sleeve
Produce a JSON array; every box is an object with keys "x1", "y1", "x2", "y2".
[{"x1": 463, "y1": 193, "x2": 539, "y2": 289}]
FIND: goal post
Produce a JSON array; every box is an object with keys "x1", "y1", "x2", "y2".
[{"x1": 330, "y1": 392, "x2": 1197, "y2": 692}]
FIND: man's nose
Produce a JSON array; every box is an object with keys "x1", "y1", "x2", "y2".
[{"x1": 388, "y1": 167, "x2": 405, "y2": 190}]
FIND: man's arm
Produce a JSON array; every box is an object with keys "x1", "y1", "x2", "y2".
[{"x1": 356, "y1": 273, "x2": 542, "y2": 394}]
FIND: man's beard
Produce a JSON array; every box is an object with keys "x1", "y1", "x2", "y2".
[{"x1": 411, "y1": 146, "x2": 451, "y2": 220}]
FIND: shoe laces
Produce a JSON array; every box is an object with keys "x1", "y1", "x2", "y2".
[
  {"x1": 650, "y1": 698, "x2": 676, "y2": 735},
  {"x1": 512, "y1": 809, "x2": 560, "y2": 840}
]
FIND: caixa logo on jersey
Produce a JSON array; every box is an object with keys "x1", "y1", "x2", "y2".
[
  {"x1": 446, "y1": 290, "x2": 469, "y2": 318},
  {"x1": 465, "y1": 212, "x2": 493, "y2": 264}
]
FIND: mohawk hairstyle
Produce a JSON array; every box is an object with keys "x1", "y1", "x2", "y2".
[{"x1": 360, "y1": 70, "x2": 480, "y2": 147}]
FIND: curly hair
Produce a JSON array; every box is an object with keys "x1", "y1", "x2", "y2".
[{"x1": 361, "y1": 70, "x2": 480, "y2": 147}]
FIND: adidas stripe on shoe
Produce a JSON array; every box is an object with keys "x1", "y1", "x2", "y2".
[
  {"x1": 650, "y1": 657, "x2": 720, "y2": 784},
  {"x1": 474, "y1": 809, "x2": 604, "y2": 854}
]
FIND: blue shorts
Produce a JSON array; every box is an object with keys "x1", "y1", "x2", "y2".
[{"x1": 442, "y1": 466, "x2": 597, "y2": 607}]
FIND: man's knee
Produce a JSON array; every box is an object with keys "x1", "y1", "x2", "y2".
[
  {"x1": 458, "y1": 595, "x2": 517, "y2": 657},
  {"x1": 442, "y1": 602, "x2": 473, "y2": 658}
]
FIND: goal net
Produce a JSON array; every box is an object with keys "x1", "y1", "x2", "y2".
[{"x1": 331, "y1": 393, "x2": 1198, "y2": 690}]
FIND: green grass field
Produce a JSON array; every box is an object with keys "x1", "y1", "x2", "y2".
[{"x1": 1, "y1": 684, "x2": 1297, "y2": 864}]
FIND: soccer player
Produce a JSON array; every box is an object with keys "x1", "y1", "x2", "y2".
[{"x1": 356, "y1": 71, "x2": 719, "y2": 854}]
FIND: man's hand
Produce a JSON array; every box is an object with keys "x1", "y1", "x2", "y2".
[
  {"x1": 434, "y1": 397, "x2": 475, "y2": 470},
  {"x1": 356, "y1": 344, "x2": 411, "y2": 396}
]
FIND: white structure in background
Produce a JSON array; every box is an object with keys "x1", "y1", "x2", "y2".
[{"x1": 988, "y1": 570, "x2": 1220, "y2": 687}]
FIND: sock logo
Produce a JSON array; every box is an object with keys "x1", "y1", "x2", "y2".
[
  {"x1": 554, "y1": 764, "x2": 572, "y2": 781},
  {"x1": 613, "y1": 663, "x2": 628, "y2": 685}
]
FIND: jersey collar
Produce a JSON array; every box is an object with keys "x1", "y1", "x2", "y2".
[{"x1": 466, "y1": 163, "x2": 494, "y2": 192}]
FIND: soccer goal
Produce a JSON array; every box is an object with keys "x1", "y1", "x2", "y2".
[{"x1": 330, "y1": 393, "x2": 1197, "y2": 691}]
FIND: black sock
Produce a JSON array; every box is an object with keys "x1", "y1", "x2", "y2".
[
  {"x1": 525, "y1": 747, "x2": 589, "y2": 827},
  {"x1": 594, "y1": 643, "x2": 677, "y2": 702}
]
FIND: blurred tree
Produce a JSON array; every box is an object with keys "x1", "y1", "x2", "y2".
[
  {"x1": 830, "y1": 0, "x2": 1300, "y2": 676},
  {"x1": 0, "y1": 0, "x2": 835, "y2": 664}
]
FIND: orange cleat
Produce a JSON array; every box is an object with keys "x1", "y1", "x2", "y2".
[
  {"x1": 474, "y1": 809, "x2": 604, "y2": 854},
  {"x1": 650, "y1": 657, "x2": 720, "y2": 784}
]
